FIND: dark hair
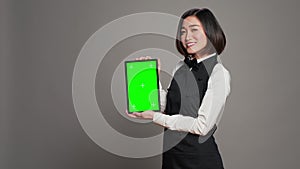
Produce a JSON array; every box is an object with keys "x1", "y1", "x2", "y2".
[{"x1": 176, "y1": 8, "x2": 226, "y2": 57}]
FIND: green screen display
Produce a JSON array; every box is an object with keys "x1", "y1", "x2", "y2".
[{"x1": 125, "y1": 59, "x2": 160, "y2": 113}]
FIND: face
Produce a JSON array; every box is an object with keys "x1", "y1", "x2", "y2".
[{"x1": 180, "y1": 16, "x2": 208, "y2": 55}]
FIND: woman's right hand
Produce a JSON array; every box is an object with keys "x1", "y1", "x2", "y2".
[{"x1": 135, "y1": 56, "x2": 161, "y2": 75}]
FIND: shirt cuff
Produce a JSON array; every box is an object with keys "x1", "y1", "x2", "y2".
[{"x1": 153, "y1": 112, "x2": 165, "y2": 126}]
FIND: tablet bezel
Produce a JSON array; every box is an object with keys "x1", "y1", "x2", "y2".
[{"x1": 124, "y1": 59, "x2": 161, "y2": 113}]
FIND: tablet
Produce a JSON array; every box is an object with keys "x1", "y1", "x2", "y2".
[{"x1": 125, "y1": 59, "x2": 160, "y2": 113}]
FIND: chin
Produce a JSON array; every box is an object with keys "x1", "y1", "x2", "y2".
[{"x1": 186, "y1": 49, "x2": 197, "y2": 54}]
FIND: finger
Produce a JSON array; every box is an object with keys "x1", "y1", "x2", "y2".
[
  {"x1": 126, "y1": 110, "x2": 136, "y2": 118},
  {"x1": 145, "y1": 56, "x2": 152, "y2": 59},
  {"x1": 156, "y1": 58, "x2": 161, "y2": 75},
  {"x1": 132, "y1": 112, "x2": 142, "y2": 117},
  {"x1": 127, "y1": 114, "x2": 137, "y2": 118}
]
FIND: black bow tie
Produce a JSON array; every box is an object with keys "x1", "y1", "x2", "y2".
[{"x1": 184, "y1": 57, "x2": 198, "y2": 69}]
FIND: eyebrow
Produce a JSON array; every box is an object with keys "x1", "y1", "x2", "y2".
[{"x1": 181, "y1": 24, "x2": 200, "y2": 29}]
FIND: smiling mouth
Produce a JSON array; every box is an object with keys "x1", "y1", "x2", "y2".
[{"x1": 186, "y1": 42, "x2": 196, "y2": 48}]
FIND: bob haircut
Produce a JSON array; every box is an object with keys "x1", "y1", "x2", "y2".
[{"x1": 176, "y1": 8, "x2": 226, "y2": 57}]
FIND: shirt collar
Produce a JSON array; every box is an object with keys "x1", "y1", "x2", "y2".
[{"x1": 196, "y1": 53, "x2": 217, "y2": 63}]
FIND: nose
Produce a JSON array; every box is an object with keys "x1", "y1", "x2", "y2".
[{"x1": 185, "y1": 30, "x2": 192, "y2": 41}]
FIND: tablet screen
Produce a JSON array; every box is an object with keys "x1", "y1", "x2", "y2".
[{"x1": 125, "y1": 59, "x2": 160, "y2": 113}]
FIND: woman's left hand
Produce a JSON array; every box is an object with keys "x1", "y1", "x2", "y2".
[{"x1": 126, "y1": 110, "x2": 156, "y2": 120}]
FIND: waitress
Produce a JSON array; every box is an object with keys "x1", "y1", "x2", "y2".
[{"x1": 128, "y1": 8, "x2": 231, "y2": 169}]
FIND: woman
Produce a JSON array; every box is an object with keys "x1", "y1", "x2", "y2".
[{"x1": 128, "y1": 8, "x2": 231, "y2": 169}]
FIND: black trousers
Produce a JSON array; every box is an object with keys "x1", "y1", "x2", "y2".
[{"x1": 162, "y1": 134, "x2": 224, "y2": 169}]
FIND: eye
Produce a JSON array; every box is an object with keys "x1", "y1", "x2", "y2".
[
  {"x1": 191, "y1": 29, "x2": 198, "y2": 32},
  {"x1": 180, "y1": 30, "x2": 186, "y2": 35}
]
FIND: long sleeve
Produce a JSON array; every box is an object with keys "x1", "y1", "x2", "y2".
[
  {"x1": 159, "y1": 81, "x2": 167, "y2": 112},
  {"x1": 153, "y1": 63, "x2": 231, "y2": 136}
]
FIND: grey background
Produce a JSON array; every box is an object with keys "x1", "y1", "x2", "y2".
[{"x1": 1, "y1": 0, "x2": 300, "y2": 169}]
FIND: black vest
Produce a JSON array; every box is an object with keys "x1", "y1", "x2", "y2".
[{"x1": 163, "y1": 54, "x2": 219, "y2": 152}]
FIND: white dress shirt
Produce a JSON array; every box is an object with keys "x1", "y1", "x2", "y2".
[{"x1": 153, "y1": 55, "x2": 231, "y2": 136}]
